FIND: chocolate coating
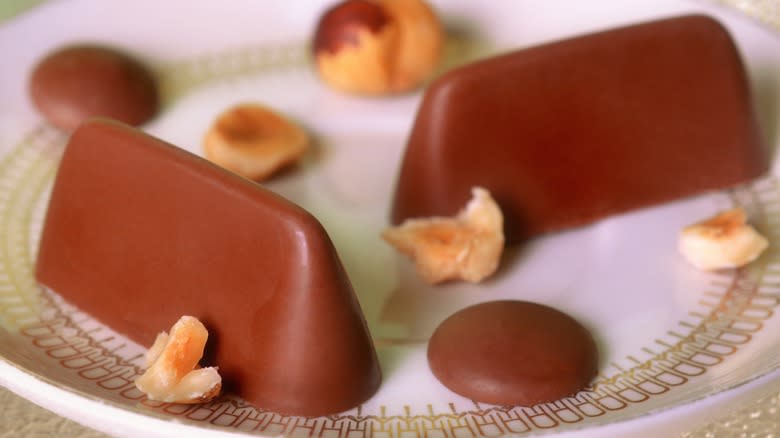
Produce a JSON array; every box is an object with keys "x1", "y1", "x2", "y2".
[
  {"x1": 29, "y1": 46, "x2": 159, "y2": 132},
  {"x1": 391, "y1": 15, "x2": 768, "y2": 243},
  {"x1": 35, "y1": 119, "x2": 380, "y2": 416},
  {"x1": 427, "y1": 301, "x2": 598, "y2": 406}
]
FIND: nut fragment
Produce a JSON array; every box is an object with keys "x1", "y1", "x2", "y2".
[
  {"x1": 312, "y1": 0, "x2": 443, "y2": 95},
  {"x1": 382, "y1": 187, "x2": 504, "y2": 284},
  {"x1": 678, "y1": 207, "x2": 769, "y2": 270},
  {"x1": 135, "y1": 316, "x2": 222, "y2": 404},
  {"x1": 203, "y1": 103, "x2": 309, "y2": 181}
]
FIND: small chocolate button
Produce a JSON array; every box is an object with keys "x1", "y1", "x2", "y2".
[
  {"x1": 29, "y1": 45, "x2": 159, "y2": 132},
  {"x1": 427, "y1": 300, "x2": 598, "y2": 406}
]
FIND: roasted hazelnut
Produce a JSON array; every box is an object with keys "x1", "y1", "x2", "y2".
[
  {"x1": 382, "y1": 187, "x2": 505, "y2": 284},
  {"x1": 678, "y1": 207, "x2": 768, "y2": 270},
  {"x1": 203, "y1": 103, "x2": 309, "y2": 181},
  {"x1": 312, "y1": 0, "x2": 443, "y2": 95},
  {"x1": 135, "y1": 316, "x2": 222, "y2": 404}
]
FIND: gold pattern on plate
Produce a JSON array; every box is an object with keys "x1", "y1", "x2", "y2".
[
  {"x1": 716, "y1": 0, "x2": 780, "y2": 30},
  {"x1": 0, "y1": 126, "x2": 62, "y2": 331},
  {"x1": 1, "y1": 7, "x2": 779, "y2": 434},
  {"x1": 153, "y1": 32, "x2": 489, "y2": 104},
  {"x1": 0, "y1": 127, "x2": 778, "y2": 436},
  {"x1": 155, "y1": 44, "x2": 308, "y2": 103}
]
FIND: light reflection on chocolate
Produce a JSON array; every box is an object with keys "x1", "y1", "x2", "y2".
[
  {"x1": 35, "y1": 119, "x2": 381, "y2": 416},
  {"x1": 391, "y1": 15, "x2": 768, "y2": 243}
]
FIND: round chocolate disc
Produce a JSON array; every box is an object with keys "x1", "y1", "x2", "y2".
[
  {"x1": 29, "y1": 45, "x2": 159, "y2": 132},
  {"x1": 427, "y1": 300, "x2": 598, "y2": 406}
]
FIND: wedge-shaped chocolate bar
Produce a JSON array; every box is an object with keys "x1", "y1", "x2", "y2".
[
  {"x1": 391, "y1": 15, "x2": 768, "y2": 242},
  {"x1": 36, "y1": 119, "x2": 381, "y2": 416}
]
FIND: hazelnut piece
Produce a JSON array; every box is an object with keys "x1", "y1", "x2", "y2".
[
  {"x1": 382, "y1": 187, "x2": 505, "y2": 284},
  {"x1": 203, "y1": 103, "x2": 309, "y2": 181},
  {"x1": 312, "y1": 0, "x2": 443, "y2": 95},
  {"x1": 135, "y1": 316, "x2": 222, "y2": 404},
  {"x1": 678, "y1": 207, "x2": 769, "y2": 270}
]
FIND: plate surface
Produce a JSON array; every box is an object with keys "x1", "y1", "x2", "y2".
[{"x1": 1, "y1": 1, "x2": 780, "y2": 437}]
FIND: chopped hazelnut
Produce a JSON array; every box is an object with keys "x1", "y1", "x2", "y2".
[
  {"x1": 312, "y1": 0, "x2": 443, "y2": 95},
  {"x1": 135, "y1": 316, "x2": 222, "y2": 404},
  {"x1": 382, "y1": 187, "x2": 504, "y2": 284},
  {"x1": 203, "y1": 103, "x2": 309, "y2": 181},
  {"x1": 678, "y1": 207, "x2": 769, "y2": 270}
]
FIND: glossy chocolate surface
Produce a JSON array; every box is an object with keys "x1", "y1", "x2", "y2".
[
  {"x1": 35, "y1": 119, "x2": 381, "y2": 416},
  {"x1": 29, "y1": 46, "x2": 159, "y2": 132},
  {"x1": 391, "y1": 15, "x2": 768, "y2": 243},
  {"x1": 427, "y1": 301, "x2": 598, "y2": 406}
]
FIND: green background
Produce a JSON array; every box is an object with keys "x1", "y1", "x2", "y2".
[{"x1": 0, "y1": 0, "x2": 44, "y2": 22}]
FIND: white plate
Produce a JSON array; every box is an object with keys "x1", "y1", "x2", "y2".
[{"x1": 1, "y1": 1, "x2": 780, "y2": 437}]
